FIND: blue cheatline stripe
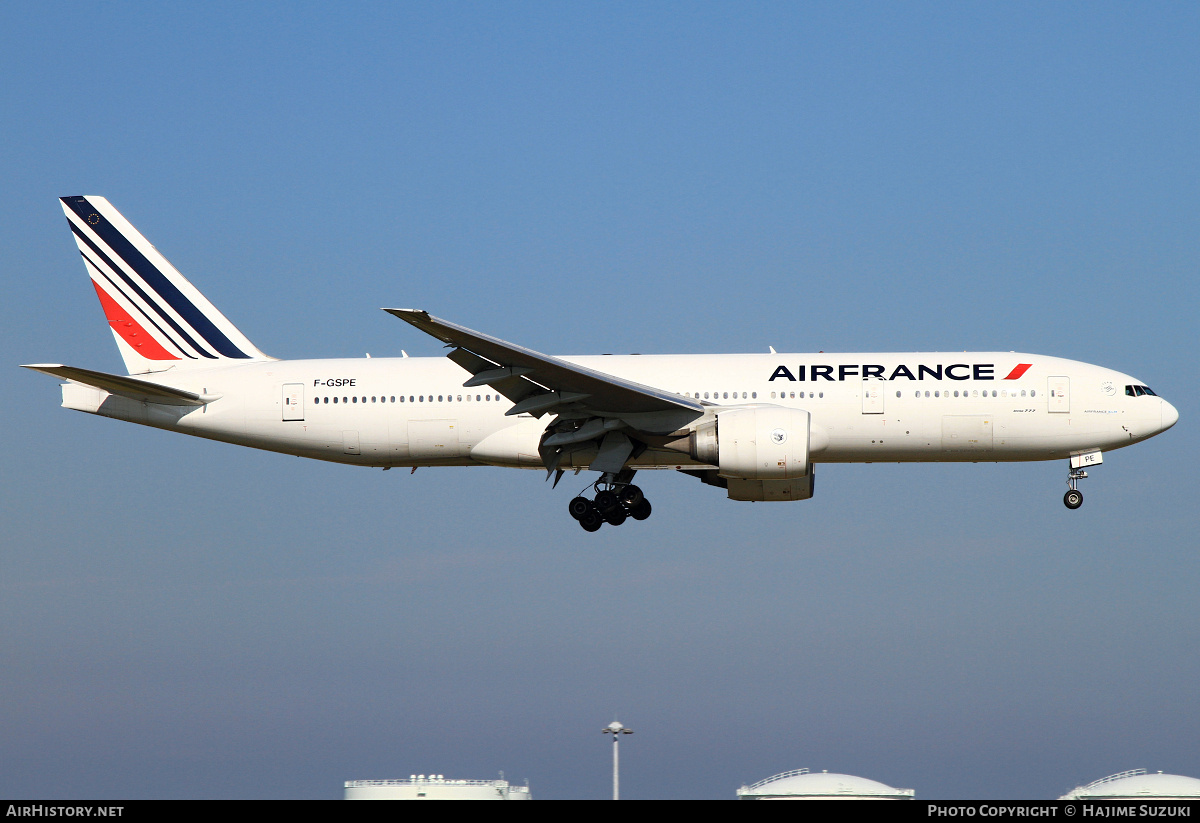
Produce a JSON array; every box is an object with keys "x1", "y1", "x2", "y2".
[
  {"x1": 61, "y1": 197, "x2": 252, "y2": 359},
  {"x1": 69, "y1": 219, "x2": 213, "y2": 359},
  {"x1": 80, "y1": 250, "x2": 196, "y2": 359}
]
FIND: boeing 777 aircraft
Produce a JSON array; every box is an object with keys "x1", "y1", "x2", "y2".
[{"x1": 26, "y1": 197, "x2": 1179, "y2": 531}]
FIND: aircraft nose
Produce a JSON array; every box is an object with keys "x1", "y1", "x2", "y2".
[{"x1": 1161, "y1": 398, "x2": 1179, "y2": 432}]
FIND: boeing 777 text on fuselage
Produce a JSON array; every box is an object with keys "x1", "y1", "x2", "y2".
[{"x1": 26, "y1": 197, "x2": 1179, "y2": 531}]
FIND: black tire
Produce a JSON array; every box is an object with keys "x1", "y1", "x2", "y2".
[
  {"x1": 604, "y1": 508, "x2": 628, "y2": 526},
  {"x1": 568, "y1": 496, "x2": 593, "y2": 520},
  {"x1": 630, "y1": 499, "x2": 652, "y2": 521},
  {"x1": 579, "y1": 510, "x2": 603, "y2": 531},
  {"x1": 619, "y1": 485, "x2": 644, "y2": 507},
  {"x1": 594, "y1": 490, "x2": 620, "y2": 514},
  {"x1": 1064, "y1": 489, "x2": 1083, "y2": 510}
]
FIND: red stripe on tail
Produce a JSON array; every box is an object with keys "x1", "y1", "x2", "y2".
[{"x1": 91, "y1": 280, "x2": 179, "y2": 360}]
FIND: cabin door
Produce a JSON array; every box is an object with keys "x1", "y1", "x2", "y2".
[
  {"x1": 282, "y1": 383, "x2": 305, "y2": 421},
  {"x1": 1047, "y1": 376, "x2": 1070, "y2": 413},
  {"x1": 862, "y1": 378, "x2": 885, "y2": 414}
]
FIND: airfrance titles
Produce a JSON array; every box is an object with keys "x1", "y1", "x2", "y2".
[{"x1": 769, "y1": 363, "x2": 1032, "y2": 383}]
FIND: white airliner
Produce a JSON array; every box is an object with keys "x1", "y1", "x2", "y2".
[{"x1": 27, "y1": 196, "x2": 1179, "y2": 531}]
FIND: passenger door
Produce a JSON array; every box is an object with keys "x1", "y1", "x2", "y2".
[{"x1": 1047, "y1": 376, "x2": 1070, "y2": 413}]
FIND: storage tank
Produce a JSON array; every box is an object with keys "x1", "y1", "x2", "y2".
[
  {"x1": 1059, "y1": 769, "x2": 1200, "y2": 800},
  {"x1": 345, "y1": 775, "x2": 531, "y2": 800},
  {"x1": 737, "y1": 768, "x2": 913, "y2": 800}
]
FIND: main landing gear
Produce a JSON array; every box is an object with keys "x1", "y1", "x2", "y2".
[
  {"x1": 1064, "y1": 466, "x2": 1087, "y2": 510},
  {"x1": 568, "y1": 472, "x2": 652, "y2": 532}
]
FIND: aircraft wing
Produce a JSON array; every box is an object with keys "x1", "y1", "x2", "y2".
[
  {"x1": 385, "y1": 309, "x2": 705, "y2": 473},
  {"x1": 385, "y1": 309, "x2": 702, "y2": 422},
  {"x1": 21, "y1": 364, "x2": 208, "y2": 406}
]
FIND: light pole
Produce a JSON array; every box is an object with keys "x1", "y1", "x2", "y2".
[{"x1": 602, "y1": 720, "x2": 633, "y2": 799}]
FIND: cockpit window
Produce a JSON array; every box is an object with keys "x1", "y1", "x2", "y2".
[{"x1": 1126, "y1": 385, "x2": 1158, "y2": 397}]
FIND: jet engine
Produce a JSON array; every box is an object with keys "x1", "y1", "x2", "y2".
[{"x1": 681, "y1": 405, "x2": 815, "y2": 501}]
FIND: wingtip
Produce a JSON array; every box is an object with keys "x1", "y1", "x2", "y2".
[{"x1": 383, "y1": 308, "x2": 431, "y2": 321}]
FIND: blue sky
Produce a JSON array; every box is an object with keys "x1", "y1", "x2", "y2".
[{"x1": 3, "y1": 2, "x2": 1198, "y2": 799}]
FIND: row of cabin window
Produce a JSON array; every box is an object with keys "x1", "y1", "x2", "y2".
[
  {"x1": 314, "y1": 385, "x2": 1044, "y2": 406},
  {"x1": 684, "y1": 391, "x2": 827, "y2": 400},
  {"x1": 902, "y1": 389, "x2": 1037, "y2": 398},
  {"x1": 691, "y1": 391, "x2": 760, "y2": 400},
  {"x1": 691, "y1": 389, "x2": 1031, "y2": 402},
  {"x1": 315, "y1": 394, "x2": 500, "y2": 405}
]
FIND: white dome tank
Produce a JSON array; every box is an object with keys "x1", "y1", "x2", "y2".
[
  {"x1": 345, "y1": 775, "x2": 531, "y2": 800},
  {"x1": 1059, "y1": 769, "x2": 1200, "y2": 800},
  {"x1": 737, "y1": 768, "x2": 914, "y2": 800}
]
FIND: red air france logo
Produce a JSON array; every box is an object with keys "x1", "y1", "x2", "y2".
[{"x1": 1003, "y1": 363, "x2": 1032, "y2": 380}]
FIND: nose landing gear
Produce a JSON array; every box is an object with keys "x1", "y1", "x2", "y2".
[
  {"x1": 1062, "y1": 451, "x2": 1103, "y2": 510},
  {"x1": 567, "y1": 473, "x2": 652, "y2": 532},
  {"x1": 1064, "y1": 467, "x2": 1087, "y2": 510}
]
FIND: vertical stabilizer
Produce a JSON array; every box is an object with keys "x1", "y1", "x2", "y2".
[{"x1": 59, "y1": 196, "x2": 271, "y2": 374}]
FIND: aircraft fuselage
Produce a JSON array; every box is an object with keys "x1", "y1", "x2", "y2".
[{"x1": 62, "y1": 351, "x2": 1173, "y2": 470}]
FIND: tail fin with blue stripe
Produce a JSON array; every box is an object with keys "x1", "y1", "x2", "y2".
[{"x1": 59, "y1": 196, "x2": 271, "y2": 375}]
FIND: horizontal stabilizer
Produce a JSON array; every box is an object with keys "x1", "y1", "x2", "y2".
[{"x1": 21, "y1": 364, "x2": 209, "y2": 406}]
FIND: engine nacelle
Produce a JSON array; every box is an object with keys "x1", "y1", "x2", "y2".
[
  {"x1": 687, "y1": 404, "x2": 811, "y2": 481},
  {"x1": 683, "y1": 406, "x2": 815, "y2": 502}
]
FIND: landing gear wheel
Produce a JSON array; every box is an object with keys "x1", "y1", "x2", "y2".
[
  {"x1": 629, "y1": 499, "x2": 652, "y2": 521},
  {"x1": 1064, "y1": 489, "x2": 1083, "y2": 510},
  {"x1": 579, "y1": 510, "x2": 603, "y2": 532},
  {"x1": 594, "y1": 490, "x2": 620, "y2": 514},
  {"x1": 604, "y1": 508, "x2": 628, "y2": 526},
  {"x1": 619, "y1": 485, "x2": 644, "y2": 507},
  {"x1": 570, "y1": 471, "x2": 647, "y2": 530},
  {"x1": 568, "y1": 496, "x2": 593, "y2": 520}
]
